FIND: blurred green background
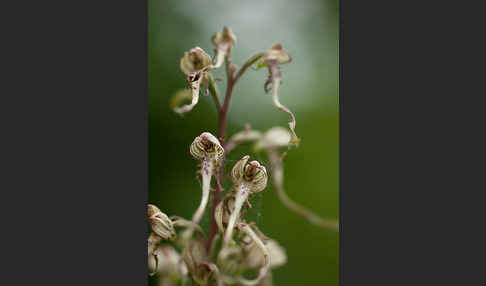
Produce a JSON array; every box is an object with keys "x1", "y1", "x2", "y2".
[{"x1": 148, "y1": 0, "x2": 338, "y2": 285}]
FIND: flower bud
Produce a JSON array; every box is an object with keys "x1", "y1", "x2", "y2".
[
  {"x1": 212, "y1": 26, "x2": 236, "y2": 51},
  {"x1": 148, "y1": 204, "x2": 176, "y2": 240},
  {"x1": 254, "y1": 127, "x2": 291, "y2": 151},
  {"x1": 179, "y1": 47, "x2": 212, "y2": 76},
  {"x1": 190, "y1": 132, "x2": 224, "y2": 162},
  {"x1": 231, "y1": 155, "x2": 268, "y2": 193},
  {"x1": 263, "y1": 43, "x2": 291, "y2": 65}
]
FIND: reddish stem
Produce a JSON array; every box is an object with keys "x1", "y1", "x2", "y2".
[{"x1": 206, "y1": 56, "x2": 236, "y2": 251}]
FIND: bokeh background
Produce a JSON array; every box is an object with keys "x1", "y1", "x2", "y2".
[{"x1": 148, "y1": 0, "x2": 338, "y2": 285}]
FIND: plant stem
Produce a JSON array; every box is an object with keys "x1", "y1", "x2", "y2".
[
  {"x1": 206, "y1": 74, "x2": 221, "y2": 111},
  {"x1": 206, "y1": 54, "x2": 235, "y2": 251},
  {"x1": 233, "y1": 52, "x2": 264, "y2": 84},
  {"x1": 206, "y1": 52, "x2": 265, "y2": 251}
]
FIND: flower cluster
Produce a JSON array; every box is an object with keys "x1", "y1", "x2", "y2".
[{"x1": 150, "y1": 27, "x2": 338, "y2": 286}]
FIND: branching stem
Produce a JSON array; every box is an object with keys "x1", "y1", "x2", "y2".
[{"x1": 206, "y1": 52, "x2": 264, "y2": 251}]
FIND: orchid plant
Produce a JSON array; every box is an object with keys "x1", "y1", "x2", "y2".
[{"x1": 149, "y1": 27, "x2": 338, "y2": 286}]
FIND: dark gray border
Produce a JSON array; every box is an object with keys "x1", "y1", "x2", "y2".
[{"x1": 1, "y1": 0, "x2": 148, "y2": 284}]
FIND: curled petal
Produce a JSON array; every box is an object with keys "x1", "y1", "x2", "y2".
[
  {"x1": 262, "y1": 43, "x2": 299, "y2": 146},
  {"x1": 170, "y1": 89, "x2": 192, "y2": 112},
  {"x1": 231, "y1": 155, "x2": 250, "y2": 183},
  {"x1": 172, "y1": 73, "x2": 203, "y2": 115},
  {"x1": 269, "y1": 73, "x2": 300, "y2": 146},
  {"x1": 233, "y1": 223, "x2": 270, "y2": 286},
  {"x1": 244, "y1": 161, "x2": 268, "y2": 193},
  {"x1": 231, "y1": 155, "x2": 268, "y2": 193}
]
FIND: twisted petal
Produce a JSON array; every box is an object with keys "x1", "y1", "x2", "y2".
[
  {"x1": 172, "y1": 73, "x2": 203, "y2": 115},
  {"x1": 269, "y1": 71, "x2": 299, "y2": 146}
]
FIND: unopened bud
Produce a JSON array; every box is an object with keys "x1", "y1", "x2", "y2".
[{"x1": 148, "y1": 204, "x2": 176, "y2": 240}]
